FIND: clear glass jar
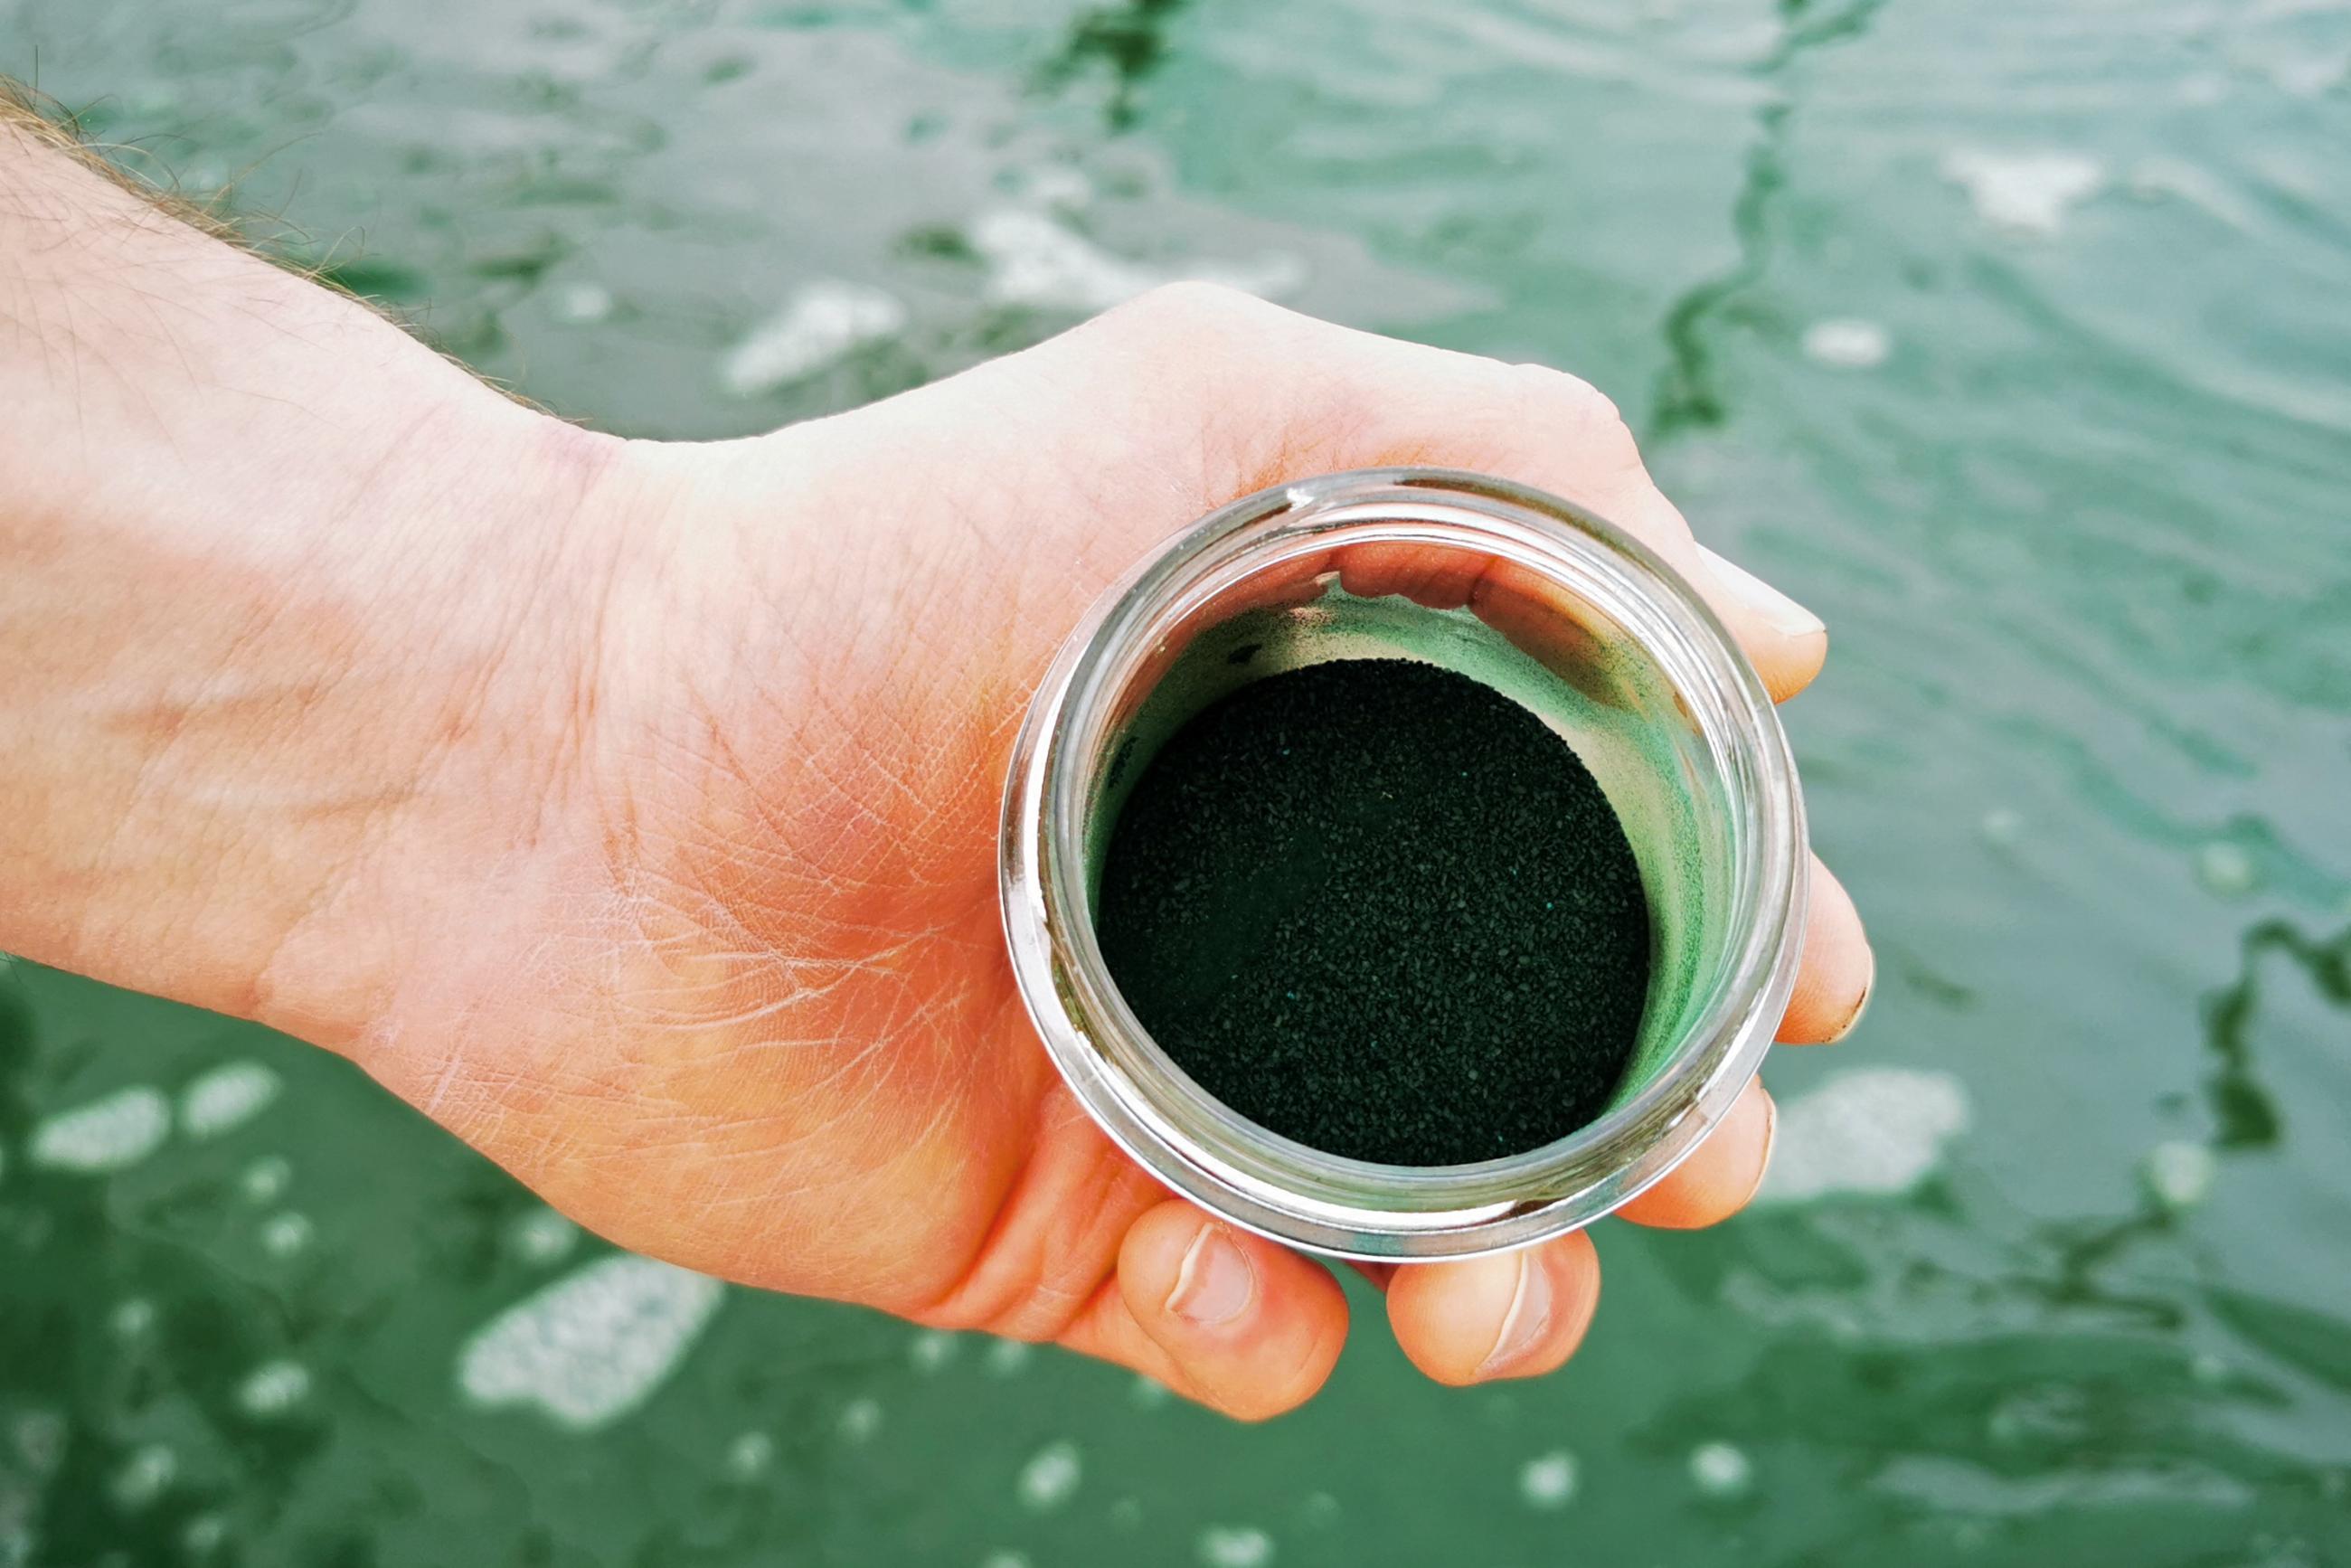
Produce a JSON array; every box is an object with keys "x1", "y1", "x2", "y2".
[{"x1": 999, "y1": 468, "x2": 1808, "y2": 1260}]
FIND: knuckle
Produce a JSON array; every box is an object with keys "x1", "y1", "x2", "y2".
[
  {"x1": 1567, "y1": 374, "x2": 1627, "y2": 430},
  {"x1": 1510, "y1": 363, "x2": 1638, "y2": 459},
  {"x1": 1081, "y1": 284, "x2": 1316, "y2": 489},
  {"x1": 1123, "y1": 278, "x2": 1271, "y2": 327},
  {"x1": 1520, "y1": 363, "x2": 1619, "y2": 423},
  {"x1": 1097, "y1": 281, "x2": 1289, "y2": 375}
]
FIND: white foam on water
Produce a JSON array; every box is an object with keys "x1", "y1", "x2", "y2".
[
  {"x1": 236, "y1": 1359, "x2": 311, "y2": 1417},
  {"x1": 726, "y1": 1430, "x2": 773, "y2": 1481},
  {"x1": 1941, "y1": 150, "x2": 2105, "y2": 237},
  {"x1": 1690, "y1": 1440, "x2": 1752, "y2": 1498},
  {"x1": 110, "y1": 1444, "x2": 175, "y2": 1509},
  {"x1": 984, "y1": 1338, "x2": 1034, "y2": 1377},
  {"x1": 1198, "y1": 1525, "x2": 1276, "y2": 1567},
  {"x1": 241, "y1": 1156, "x2": 292, "y2": 1204},
  {"x1": 552, "y1": 281, "x2": 615, "y2": 324},
  {"x1": 837, "y1": 1397, "x2": 883, "y2": 1444},
  {"x1": 908, "y1": 1328, "x2": 958, "y2": 1374},
  {"x1": 1016, "y1": 1440, "x2": 1082, "y2": 1512},
  {"x1": 29, "y1": 1086, "x2": 170, "y2": 1173},
  {"x1": 971, "y1": 210, "x2": 1307, "y2": 314},
  {"x1": 507, "y1": 1208, "x2": 581, "y2": 1268},
  {"x1": 1801, "y1": 318, "x2": 1892, "y2": 370},
  {"x1": 457, "y1": 1255, "x2": 725, "y2": 1431},
  {"x1": 721, "y1": 280, "x2": 908, "y2": 397},
  {"x1": 1021, "y1": 165, "x2": 1093, "y2": 211},
  {"x1": 1519, "y1": 1450, "x2": 1578, "y2": 1508},
  {"x1": 2144, "y1": 1140, "x2": 2217, "y2": 1210},
  {"x1": 1756, "y1": 1067, "x2": 1969, "y2": 1204},
  {"x1": 179, "y1": 1062, "x2": 281, "y2": 1139},
  {"x1": 2196, "y1": 842, "x2": 2257, "y2": 897},
  {"x1": 260, "y1": 1212, "x2": 314, "y2": 1258}
]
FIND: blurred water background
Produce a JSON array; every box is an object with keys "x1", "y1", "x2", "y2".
[{"x1": 3, "y1": 0, "x2": 2349, "y2": 1563}]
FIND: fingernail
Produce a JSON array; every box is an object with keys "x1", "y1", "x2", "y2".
[
  {"x1": 1746, "y1": 1089, "x2": 1780, "y2": 1206},
  {"x1": 1476, "y1": 1252, "x2": 1554, "y2": 1376},
  {"x1": 1167, "y1": 1223, "x2": 1257, "y2": 1328},
  {"x1": 1696, "y1": 544, "x2": 1826, "y2": 639},
  {"x1": 1829, "y1": 947, "x2": 1877, "y2": 1042}
]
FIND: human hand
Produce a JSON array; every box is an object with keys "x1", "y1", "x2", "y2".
[
  {"x1": 0, "y1": 119, "x2": 1868, "y2": 1418},
  {"x1": 338, "y1": 284, "x2": 1873, "y2": 1419}
]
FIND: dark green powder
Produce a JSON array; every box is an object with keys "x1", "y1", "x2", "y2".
[{"x1": 1095, "y1": 657, "x2": 1652, "y2": 1167}]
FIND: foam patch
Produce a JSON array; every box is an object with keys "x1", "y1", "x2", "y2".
[
  {"x1": 1941, "y1": 149, "x2": 2105, "y2": 237},
  {"x1": 1016, "y1": 1440, "x2": 1082, "y2": 1512},
  {"x1": 1520, "y1": 1450, "x2": 1578, "y2": 1508},
  {"x1": 236, "y1": 1359, "x2": 312, "y2": 1417},
  {"x1": 29, "y1": 1086, "x2": 171, "y2": 1173},
  {"x1": 458, "y1": 1256, "x2": 725, "y2": 1431},
  {"x1": 1197, "y1": 1525, "x2": 1275, "y2": 1567},
  {"x1": 1690, "y1": 1440, "x2": 1752, "y2": 1497},
  {"x1": 1802, "y1": 318, "x2": 1892, "y2": 369},
  {"x1": 180, "y1": 1063, "x2": 282, "y2": 1138},
  {"x1": 1756, "y1": 1067, "x2": 1970, "y2": 1204},
  {"x1": 971, "y1": 209, "x2": 1305, "y2": 314},
  {"x1": 721, "y1": 281, "x2": 907, "y2": 397}
]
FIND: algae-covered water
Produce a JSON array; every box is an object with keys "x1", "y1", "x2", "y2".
[{"x1": 5, "y1": 0, "x2": 2349, "y2": 1563}]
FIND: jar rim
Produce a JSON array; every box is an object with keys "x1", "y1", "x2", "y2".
[{"x1": 1000, "y1": 468, "x2": 1808, "y2": 1259}]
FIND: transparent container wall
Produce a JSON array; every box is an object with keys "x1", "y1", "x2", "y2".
[{"x1": 1078, "y1": 543, "x2": 1736, "y2": 1121}]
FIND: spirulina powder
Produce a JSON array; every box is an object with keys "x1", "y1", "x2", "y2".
[{"x1": 1096, "y1": 657, "x2": 1651, "y2": 1167}]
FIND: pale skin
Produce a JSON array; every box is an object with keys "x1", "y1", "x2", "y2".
[{"x1": 0, "y1": 105, "x2": 1873, "y2": 1420}]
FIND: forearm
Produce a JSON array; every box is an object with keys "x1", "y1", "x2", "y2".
[{"x1": 0, "y1": 99, "x2": 623, "y2": 1050}]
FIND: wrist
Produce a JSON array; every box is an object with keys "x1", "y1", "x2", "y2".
[
  {"x1": 248, "y1": 403, "x2": 646, "y2": 1051},
  {"x1": 0, "y1": 380, "x2": 638, "y2": 1053}
]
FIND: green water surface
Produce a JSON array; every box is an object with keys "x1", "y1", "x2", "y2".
[{"x1": 4, "y1": 0, "x2": 2348, "y2": 1563}]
